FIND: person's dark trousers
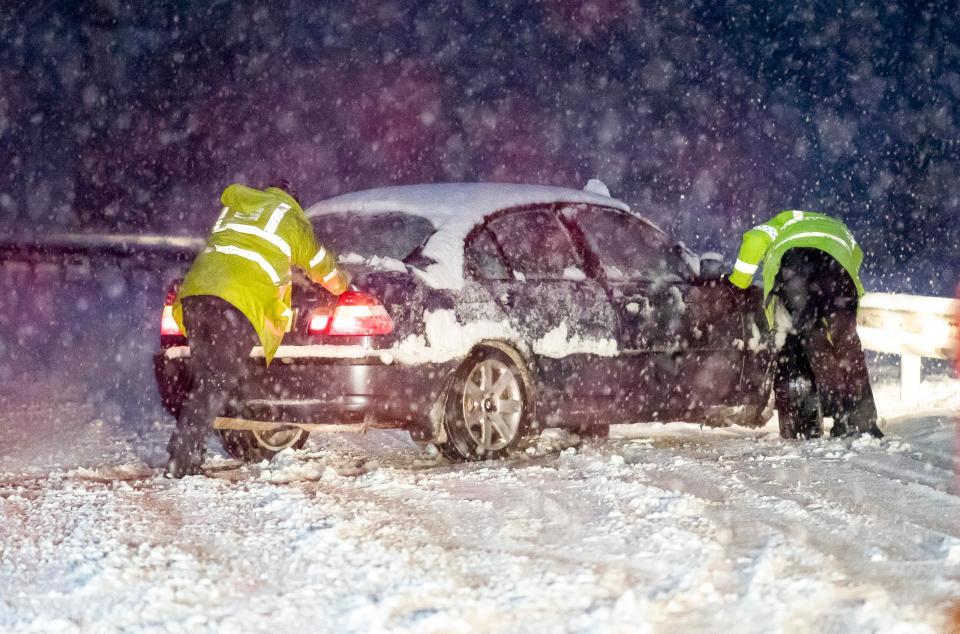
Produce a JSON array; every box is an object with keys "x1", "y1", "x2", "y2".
[
  {"x1": 165, "y1": 295, "x2": 258, "y2": 477},
  {"x1": 774, "y1": 248, "x2": 882, "y2": 438}
]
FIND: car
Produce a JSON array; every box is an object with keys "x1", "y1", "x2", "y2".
[{"x1": 154, "y1": 182, "x2": 777, "y2": 462}]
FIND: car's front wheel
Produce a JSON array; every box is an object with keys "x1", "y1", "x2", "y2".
[
  {"x1": 217, "y1": 426, "x2": 310, "y2": 462},
  {"x1": 439, "y1": 346, "x2": 532, "y2": 461}
]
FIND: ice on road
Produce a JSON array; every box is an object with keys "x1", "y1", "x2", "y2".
[{"x1": 0, "y1": 376, "x2": 958, "y2": 633}]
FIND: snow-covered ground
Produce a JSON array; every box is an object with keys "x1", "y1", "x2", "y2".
[{"x1": 1, "y1": 372, "x2": 959, "y2": 633}]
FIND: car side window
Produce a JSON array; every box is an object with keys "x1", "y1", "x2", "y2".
[
  {"x1": 463, "y1": 227, "x2": 510, "y2": 280},
  {"x1": 486, "y1": 208, "x2": 583, "y2": 279},
  {"x1": 568, "y1": 205, "x2": 690, "y2": 281}
]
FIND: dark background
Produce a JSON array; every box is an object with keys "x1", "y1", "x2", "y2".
[{"x1": 1, "y1": 0, "x2": 958, "y2": 293}]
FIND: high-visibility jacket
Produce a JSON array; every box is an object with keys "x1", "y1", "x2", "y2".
[
  {"x1": 728, "y1": 210, "x2": 865, "y2": 327},
  {"x1": 174, "y1": 184, "x2": 349, "y2": 364}
]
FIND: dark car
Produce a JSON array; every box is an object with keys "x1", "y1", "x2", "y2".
[{"x1": 155, "y1": 183, "x2": 776, "y2": 462}]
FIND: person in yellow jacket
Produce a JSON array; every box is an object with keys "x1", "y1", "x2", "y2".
[
  {"x1": 729, "y1": 210, "x2": 882, "y2": 440},
  {"x1": 165, "y1": 180, "x2": 349, "y2": 478}
]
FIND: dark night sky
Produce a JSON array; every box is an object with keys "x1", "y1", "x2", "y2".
[{"x1": 1, "y1": 0, "x2": 958, "y2": 293}]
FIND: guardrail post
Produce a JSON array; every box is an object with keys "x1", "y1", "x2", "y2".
[{"x1": 900, "y1": 353, "x2": 921, "y2": 406}]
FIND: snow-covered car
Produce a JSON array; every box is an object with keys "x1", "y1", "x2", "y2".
[{"x1": 154, "y1": 182, "x2": 776, "y2": 462}]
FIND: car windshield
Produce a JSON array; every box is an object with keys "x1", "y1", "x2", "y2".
[{"x1": 310, "y1": 212, "x2": 435, "y2": 261}]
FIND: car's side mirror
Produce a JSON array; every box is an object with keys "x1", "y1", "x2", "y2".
[{"x1": 699, "y1": 252, "x2": 725, "y2": 280}]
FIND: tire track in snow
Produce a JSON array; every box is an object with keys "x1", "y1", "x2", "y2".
[{"x1": 607, "y1": 427, "x2": 960, "y2": 629}]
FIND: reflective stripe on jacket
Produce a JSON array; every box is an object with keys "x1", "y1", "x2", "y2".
[
  {"x1": 728, "y1": 210, "x2": 865, "y2": 326},
  {"x1": 173, "y1": 184, "x2": 349, "y2": 364}
]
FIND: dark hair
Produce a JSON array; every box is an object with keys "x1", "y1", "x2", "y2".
[{"x1": 266, "y1": 178, "x2": 300, "y2": 204}]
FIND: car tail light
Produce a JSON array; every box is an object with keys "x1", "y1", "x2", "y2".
[
  {"x1": 308, "y1": 290, "x2": 393, "y2": 336},
  {"x1": 161, "y1": 305, "x2": 182, "y2": 336},
  {"x1": 308, "y1": 313, "x2": 330, "y2": 333},
  {"x1": 161, "y1": 285, "x2": 182, "y2": 336}
]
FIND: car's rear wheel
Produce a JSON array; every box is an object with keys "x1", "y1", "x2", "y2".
[
  {"x1": 439, "y1": 346, "x2": 532, "y2": 461},
  {"x1": 217, "y1": 426, "x2": 310, "y2": 462}
]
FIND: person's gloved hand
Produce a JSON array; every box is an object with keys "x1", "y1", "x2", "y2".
[
  {"x1": 332, "y1": 269, "x2": 352, "y2": 295},
  {"x1": 319, "y1": 268, "x2": 351, "y2": 295}
]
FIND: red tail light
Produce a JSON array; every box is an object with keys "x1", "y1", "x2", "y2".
[
  {"x1": 161, "y1": 305, "x2": 182, "y2": 336},
  {"x1": 308, "y1": 291, "x2": 393, "y2": 336},
  {"x1": 161, "y1": 285, "x2": 183, "y2": 336},
  {"x1": 309, "y1": 313, "x2": 330, "y2": 333}
]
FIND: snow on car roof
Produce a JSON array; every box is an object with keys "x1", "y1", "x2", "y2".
[{"x1": 306, "y1": 182, "x2": 631, "y2": 289}]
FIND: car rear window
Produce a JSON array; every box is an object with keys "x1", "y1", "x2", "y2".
[{"x1": 310, "y1": 212, "x2": 435, "y2": 260}]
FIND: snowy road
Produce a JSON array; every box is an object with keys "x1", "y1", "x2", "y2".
[{"x1": 1, "y1": 376, "x2": 959, "y2": 633}]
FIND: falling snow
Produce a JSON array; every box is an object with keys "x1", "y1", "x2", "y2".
[{"x1": 0, "y1": 3, "x2": 958, "y2": 632}]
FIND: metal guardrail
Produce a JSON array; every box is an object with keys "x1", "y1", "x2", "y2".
[
  {"x1": 0, "y1": 233, "x2": 205, "y2": 372},
  {"x1": 857, "y1": 292, "x2": 960, "y2": 405},
  {"x1": 0, "y1": 233, "x2": 204, "y2": 269}
]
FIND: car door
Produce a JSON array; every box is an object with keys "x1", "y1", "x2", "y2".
[
  {"x1": 564, "y1": 204, "x2": 745, "y2": 420},
  {"x1": 463, "y1": 206, "x2": 621, "y2": 424}
]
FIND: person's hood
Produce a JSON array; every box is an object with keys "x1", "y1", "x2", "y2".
[{"x1": 220, "y1": 184, "x2": 299, "y2": 212}]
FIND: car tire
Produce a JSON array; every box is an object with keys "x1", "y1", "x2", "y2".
[
  {"x1": 217, "y1": 427, "x2": 310, "y2": 462},
  {"x1": 438, "y1": 346, "x2": 532, "y2": 461},
  {"x1": 774, "y1": 370, "x2": 823, "y2": 440}
]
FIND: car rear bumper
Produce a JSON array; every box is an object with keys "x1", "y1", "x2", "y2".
[{"x1": 153, "y1": 346, "x2": 457, "y2": 428}]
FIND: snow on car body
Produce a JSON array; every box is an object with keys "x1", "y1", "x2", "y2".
[{"x1": 154, "y1": 182, "x2": 775, "y2": 461}]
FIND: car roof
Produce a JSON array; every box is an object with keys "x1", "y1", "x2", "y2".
[
  {"x1": 306, "y1": 182, "x2": 630, "y2": 290},
  {"x1": 306, "y1": 182, "x2": 629, "y2": 222}
]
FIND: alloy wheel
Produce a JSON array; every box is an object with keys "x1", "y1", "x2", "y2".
[{"x1": 460, "y1": 358, "x2": 523, "y2": 453}]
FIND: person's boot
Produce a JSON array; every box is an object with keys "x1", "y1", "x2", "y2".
[
  {"x1": 164, "y1": 454, "x2": 204, "y2": 478},
  {"x1": 831, "y1": 416, "x2": 883, "y2": 440},
  {"x1": 849, "y1": 401, "x2": 884, "y2": 439},
  {"x1": 164, "y1": 428, "x2": 206, "y2": 478},
  {"x1": 829, "y1": 415, "x2": 850, "y2": 438}
]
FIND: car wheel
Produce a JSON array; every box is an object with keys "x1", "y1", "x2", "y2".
[
  {"x1": 217, "y1": 426, "x2": 309, "y2": 462},
  {"x1": 439, "y1": 346, "x2": 532, "y2": 461},
  {"x1": 774, "y1": 370, "x2": 822, "y2": 439}
]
